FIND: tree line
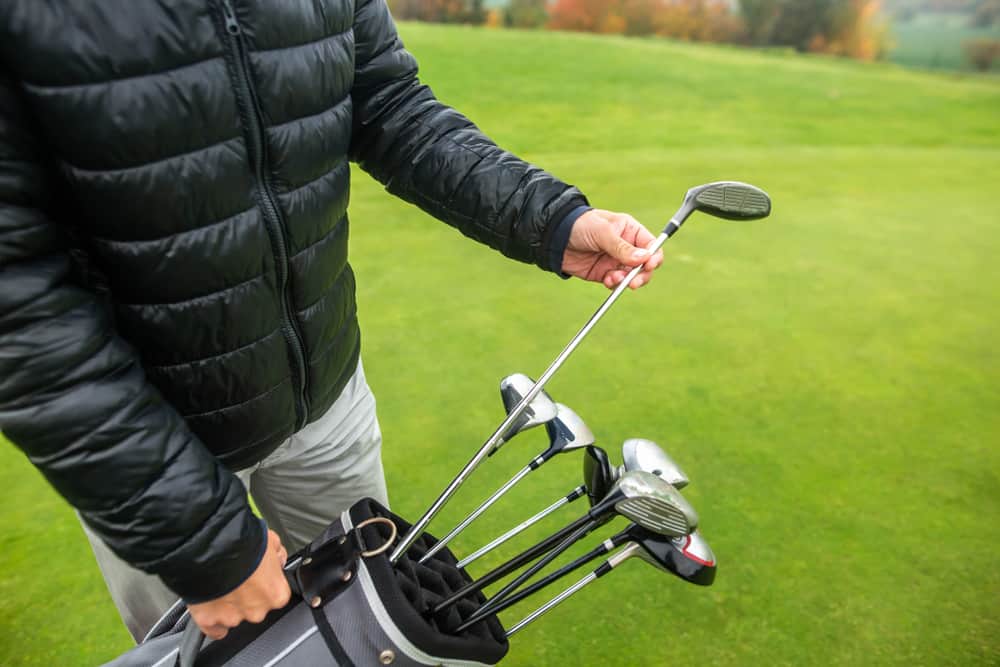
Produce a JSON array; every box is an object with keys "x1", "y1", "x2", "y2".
[{"x1": 389, "y1": 0, "x2": 892, "y2": 60}]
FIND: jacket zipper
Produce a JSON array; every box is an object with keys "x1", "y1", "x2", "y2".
[{"x1": 218, "y1": 0, "x2": 310, "y2": 430}]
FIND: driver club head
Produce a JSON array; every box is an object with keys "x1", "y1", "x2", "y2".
[
  {"x1": 543, "y1": 403, "x2": 596, "y2": 456},
  {"x1": 499, "y1": 373, "x2": 558, "y2": 442},
  {"x1": 621, "y1": 439, "x2": 689, "y2": 490},
  {"x1": 679, "y1": 181, "x2": 771, "y2": 223}
]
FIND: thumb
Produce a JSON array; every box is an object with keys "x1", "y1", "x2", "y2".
[{"x1": 598, "y1": 222, "x2": 649, "y2": 266}]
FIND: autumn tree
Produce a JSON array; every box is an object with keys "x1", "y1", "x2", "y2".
[
  {"x1": 738, "y1": 0, "x2": 889, "y2": 59},
  {"x1": 505, "y1": 0, "x2": 549, "y2": 28},
  {"x1": 548, "y1": 0, "x2": 618, "y2": 33},
  {"x1": 655, "y1": 0, "x2": 744, "y2": 41},
  {"x1": 389, "y1": 0, "x2": 486, "y2": 23},
  {"x1": 549, "y1": 0, "x2": 743, "y2": 40}
]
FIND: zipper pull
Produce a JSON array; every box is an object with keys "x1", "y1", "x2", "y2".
[{"x1": 220, "y1": 0, "x2": 241, "y2": 35}]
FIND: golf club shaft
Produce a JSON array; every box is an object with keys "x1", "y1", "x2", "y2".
[
  {"x1": 505, "y1": 571, "x2": 597, "y2": 638},
  {"x1": 391, "y1": 222, "x2": 681, "y2": 564},
  {"x1": 419, "y1": 464, "x2": 534, "y2": 564},
  {"x1": 457, "y1": 531, "x2": 627, "y2": 630},
  {"x1": 456, "y1": 486, "x2": 586, "y2": 569},
  {"x1": 431, "y1": 511, "x2": 595, "y2": 615},
  {"x1": 455, "y1": 525, "x2": 607, "y2": 632},
  {"x1": 477, "y1": 520, "x2": 597, "y2": 616},
  {"x1": 505, "y1": 543, "x2": 637, "y2": 638}
]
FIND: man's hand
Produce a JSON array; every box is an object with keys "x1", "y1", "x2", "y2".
[
  {"x1": 562, "y1": 209, "x2": 665, "y2": 289},
  {"x1": 187, "y1": 529, "x2": 291, "y2": 640}
]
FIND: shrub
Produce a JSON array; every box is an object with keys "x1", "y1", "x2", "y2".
[{"x1": 963, "y1": 37, "x2": 1000, "y2": 70}]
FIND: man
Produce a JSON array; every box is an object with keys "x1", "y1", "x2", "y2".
[{"x1": 0, "y1": 0, "x2": 663, "y2": 643}]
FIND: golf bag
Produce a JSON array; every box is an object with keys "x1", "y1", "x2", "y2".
[{"x1": 104, "y1": 498, "x2": 508, "y2": 667}]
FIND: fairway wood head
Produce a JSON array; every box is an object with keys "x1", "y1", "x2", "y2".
[
  {"x1": 499, "y1": 373, "x2": 558, "y2": 442},
  {"x1": 637, "y1": 529, "x2": 716, "y2": 587},
  {"x1": 621, "y1": 439, "x2": 689, "y2": 490},
  {"x1": 612, "y1": 470, "x2": 699, "y2": 537},
  {"x1": 680, "y1": 181, "x2": 771, "y2": 222},
  {"x1": 583, "y1": 445, "x2": 615, "y2": 506},
  {"x1": 543, "y1": 403, "x2": 596, "y2": 457}
]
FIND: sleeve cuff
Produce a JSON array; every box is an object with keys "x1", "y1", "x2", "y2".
[
  {"x1": 547, "y1": 205, "x2": 592, "y2": 277},
  {"x1": 169, "y1": 517, "x2": 269, "y2": 605}
]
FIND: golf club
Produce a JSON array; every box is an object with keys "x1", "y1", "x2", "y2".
[
  {"x1": 472, "y1": 471, "x2": 698, "y2": 617},
  {"x1": 620, "y1": 438, "x2": 689, "y2": 488},
  {"x1": 583, "y1": 444, "x2": 619, "y2": 505},
  {"x1": 419, "y1": 403, "x2": 595, "y2": 564},
  {"x1": 455, "y1": 485, "x2": 587, "y2": 569},
  {"x1": 456, "y1": 525, "x2": 716, "y2": 631},
  {"x1": 430, "y1": 470, "x2": 699, "y2": 615},
  {"x1": 505, "y1": 529, "x2": 717, "y2": 637},
  {"x1": 498, "y1": 373, "x2": 558, "y2": 444},
  {"x1": 391, "y1": 181, "x2": 771, "y2": 564},
  {"x1": 456, "y1": 444, "x2": 616, "y2": 569}
]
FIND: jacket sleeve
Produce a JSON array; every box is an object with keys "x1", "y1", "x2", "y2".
[
  {"x1": 348, "y1": 0, "x2": 588, "y2": 272},
  {"x1": 0, "y1": 71, "x2": 266, "y2": 603}
]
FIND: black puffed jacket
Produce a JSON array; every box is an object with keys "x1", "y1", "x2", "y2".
[{"x1": 0, "y1": 0, "x2": 586, "y2": 601}]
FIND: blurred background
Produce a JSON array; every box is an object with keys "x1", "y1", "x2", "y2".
[
  {"x1": 1, "y1": 1, "x2": 997, "y2": 665},
  {"x1": 388, "y1": 0, "x2": 1000, "y2": 73}
]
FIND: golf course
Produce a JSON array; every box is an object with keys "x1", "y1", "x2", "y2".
[{"x1": 1, "y1": 21, "x2": 998, "y2": 666}]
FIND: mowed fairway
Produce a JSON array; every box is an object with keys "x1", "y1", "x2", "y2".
[{"x1": 1, "y1": 23, "x2": 998, "y2": 666}]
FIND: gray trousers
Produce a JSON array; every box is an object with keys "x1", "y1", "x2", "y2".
[{"x1": 81, "y1": 360, "x2": 389, "y2": 642}]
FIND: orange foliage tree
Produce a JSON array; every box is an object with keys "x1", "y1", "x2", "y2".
[
  {"x1": 389, "y1": 0, "x2": 486, "y2": 23},
  {"x1": 654, "y1": 0, "x2": 744, "y2": 41},
  {"x1": 739, "y1": 0, "x2": 889, "y2": 60},
  {"x1": 810, "y1": 0, "x2": 889, "y2": 60},
  {"x1": 548, "y1": 0, "x2": 743, "y2": 41}
]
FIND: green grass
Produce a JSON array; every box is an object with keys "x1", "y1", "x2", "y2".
[{"x1": 2, "y1": 23, "x2": 999, "y2": 666}]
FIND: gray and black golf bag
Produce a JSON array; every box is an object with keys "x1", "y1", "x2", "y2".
[{"x1": 104, "y1": 499, "x2": 508, "y2": 667}]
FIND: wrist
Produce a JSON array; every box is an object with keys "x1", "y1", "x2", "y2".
[{"x1": 547, "y1": 204, "x2": 592, "y2": 277}]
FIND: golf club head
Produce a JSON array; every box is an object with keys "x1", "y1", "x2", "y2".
[
  {"x1": 621, "y1": 439, "x2": 689, "y2": 490},
  {"x1": 543, "y1": 403, "x2": 596, "y2": 457},
  {"x1": 681, "y1": 181, "x2": 771, "y2": 222},
  {"x1": 583, "y1": 445, "x2": 614, "y2": 507},
  {"x1": 612, "y1": 470, "x2": 699, "y2": 537},
  {"x1": 499, "y1": 373, "x2": 558, "y2": 442},
  {"x1": 636, "y1": 529, "x2": 716, "y2": 587}
]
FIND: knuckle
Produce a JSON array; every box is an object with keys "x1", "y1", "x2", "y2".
[{"x1": 247, "y1": 609, "x2": 268, "y2": 624}]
